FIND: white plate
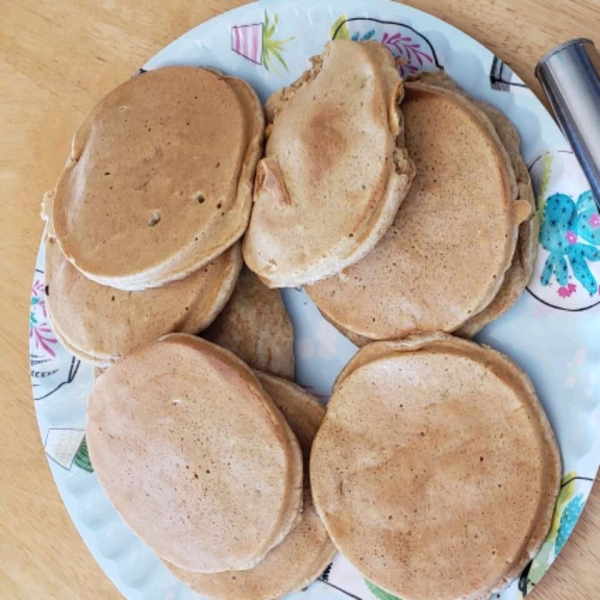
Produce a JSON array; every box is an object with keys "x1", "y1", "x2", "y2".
[{"x1": 29, "y1": 1, "x2": 600, "y2": 598}]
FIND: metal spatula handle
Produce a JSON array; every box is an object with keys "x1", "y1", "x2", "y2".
[{"x1": 536, "y1": 38, "x2": 600, "y2": 210}]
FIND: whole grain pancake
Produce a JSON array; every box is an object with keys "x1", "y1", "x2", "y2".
[
  {"x1": 311, "y1": 333, "x2": 561, "y2": 600},
  {"x1": 44, "y1": 234, "x2": 242, "y2": 366},
  {"x1": 86, "y1": 334, "x2": 303, "y2": 573},
  {"x1": 415, "y1": 72, "x2": 539, "y2": 337},
  {"x1": 204, "y1": 267, "x2": 295, "y2": 379},
  {"x1": 168, "y1": 372, "x2": 335, "y2": 600},
  {"x1": 308, "y1": 81, "x2": 531, "y2": 341},
  {"x1": 49, "y1": 67, "x2": 263, "y2": 290},
  {"x1": 243, "y1": 40, "x2": 415, "y2": 288}
]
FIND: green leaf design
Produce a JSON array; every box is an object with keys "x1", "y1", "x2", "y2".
[
  {"x1": 527, "y1": 537, "x2": 553, "y2": 588},
  {"x1": 331, "y1": 14, "x2": 351, "y2": 40},
  {"x1": 546, "y1": 471, "x2": 577, "y2": 542},
  {"x1": 524, "y1": 471, "x2": 580, "y2": 592},
  {"x1": 365, "y1": 579, "x2": 402, "y2": 600},
  {"x1": 537, "y1": 153, "x2": 554, "y2": 221},
  {"x1": 73, "y1": 436, "x2": 93, "y2": 472},
  {"x1": 270, "y1": 46, "x2": 288, "y2": 71},
  {"x1": 261, "y1": 11, "x2": 293, "y2": 75}
]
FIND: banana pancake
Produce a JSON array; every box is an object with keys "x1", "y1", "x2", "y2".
[
  {"x1": 311, "y1": 333, "x2": 561, "y2": 600},
  {"x1": 86, "y1": 334, "x2": 303, "y2": 573}
]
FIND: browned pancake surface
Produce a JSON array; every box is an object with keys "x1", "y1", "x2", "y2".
[
  {"x1": 311, "y1": 334, "x2": 561, "y2": 600},
  {"x1": 51, "y1": 67, "x2": 263, "y2": 290},
  {"x1": 168, "y1": 372, "x2": 335, "y2": 600},
  {"x1": 414, "y1": 72, "x2": 538, "y2": 337},
  {"x1": 243, "y1": 40, "x2": 415, "y2": 288},
  {"x1": 87, "y1": 335, "x2": 303, "y2": 573},
  {"x1": 309, "y1": 82, "x2": 529, "y2": 340},
  {"x1": 204, "y1": 267, "x2": 295, "y2": 379},
  {"x1": 45, "y1": 235, "x2": 241, "y2": 365}
]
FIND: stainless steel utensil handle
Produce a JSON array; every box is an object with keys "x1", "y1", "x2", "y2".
[{"x1": 536, "y1": 38, "x2": 600, "y2": 210}]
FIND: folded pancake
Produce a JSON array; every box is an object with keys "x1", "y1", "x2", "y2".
[
  {"x1": 44, "y1": 234, "x2": 242, "y2": 366},
  {"x1": 415, "y1": 72, "x2": 538, "y2": 338},
  {"x1": 86, "y1": 334, "x2": 303, "y2": 573},
  {"x1": 308, "y1": 80, "x2": 531, "y2": 341},
  {"x1": 167, "y1": 372, "x2": 335, "y2": 600},
  {"x1": 243, "y1": 40, "x2": 415, "y2": 288},
  {"x1": 204, "y1": 267, "x2": 295, "y2": 379},
  {"x1": 49, "y1": 67, "x2": 263, "y2": 290},
  {"x1": 310, "y1": 333, "x2": 561, "y2": 600}
]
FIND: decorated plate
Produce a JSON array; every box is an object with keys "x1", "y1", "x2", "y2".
[{"x1": 29, "y1": 0, "x2": 599, "y2": 598}]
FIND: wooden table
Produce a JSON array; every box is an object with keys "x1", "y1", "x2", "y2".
[{"x1": 1, "y1": 0, "x2": 599, "y2": 598}]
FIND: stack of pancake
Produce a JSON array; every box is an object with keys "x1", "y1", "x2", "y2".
[
  {"x1": 88, "y1": 335, "x2": 335, "y2": 600},
  {"x1": 42, "y1": 39, "x2": 562, "y2": 600},
  {"x1": 41, "y1": 66, "x2": 263, "y2": 366},
  {"x1": 307, "y1": 71, "x2": 537, "y2": 342}
]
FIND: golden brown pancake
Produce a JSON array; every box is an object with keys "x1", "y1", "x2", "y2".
[
  {"x1": 49, "y1": 67, "x2": 263, "y2": 290},
  {"x1": 414, "y1": 72, "x2": 539, "y2": 337},
  {"x1": 308, "y1": 81, "x2": 531, "y2": 341},
  {"x1": 204, "y1": 267, "x2": 295, "y2": 379},
  {"x1": 86, "y1": 334, "x2": 303, "y2": 573},
  {"x1": 44, "y1": 234, "x2": 242, "y2": 366},
  {"x1": 167, "y1": 372, "x2": 335, "y2": 600},
  {"x1": 311, "y1": 333, "x2": 561, "y2": 600},
  {"x1": 243, "y1": 40, "x2": 415, "y2": 288}
]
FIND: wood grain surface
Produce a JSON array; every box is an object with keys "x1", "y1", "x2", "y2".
[{"x1": 1, "y1": 1, "x2": 599, "y2": 598}]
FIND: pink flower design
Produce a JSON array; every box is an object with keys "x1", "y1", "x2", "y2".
[
  {"x1": 381, "y1": 31, "x2": 433, "y2": 76},
  {"x1": 30, "y1": 323, "x2": 57, "y2": 356},
  {"x1": 30, "y1": 278, "x2": 57, "y2": 356},
  {"x1": 589, "y1": 213, "x2": 600, "y2": 229},
  {"x1": 565, "y1": 230, "x2": 577, "y2": 244},
  {"x1": 558, "y1": 283, "x2": 577, "y2": 298},
  {"x1": 32, "y1": 280, "x2": 45, "y2": 296}
]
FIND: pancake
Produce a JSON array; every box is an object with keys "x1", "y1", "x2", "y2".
[
  {"x1": 86, "y1": 334, "x2": 303, "y2": 573},
  {"x1": 243, "y1": 40, "x2": 415, "y2": 288},
  {"x1": 49, "y1": 67, "x2": 264, "y2": 290},
  {"x1": 52, "y1": 316, "x2": 108, "y2": 364},
  {"x1": 457, "y1": 107, "x2": 538, "y2": 336},
  {"x1": 308, "y1": 80, "x2": 531, "y2": 341},
  {"x1": 204, "y1": 267, "x2": 295, "y2": 379},
  {"x1": 415, "y1": 72, "x2": 539, "y2": 337},
  {"x1": 310, "y1": 333, "x2": 561, "y2": 600},
  {"x1": 167, "y1": 372, "x2": 335, "y2": 600},
  {"x1": 44, "y1": 233, "x2": 242, "y2": 366}
]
